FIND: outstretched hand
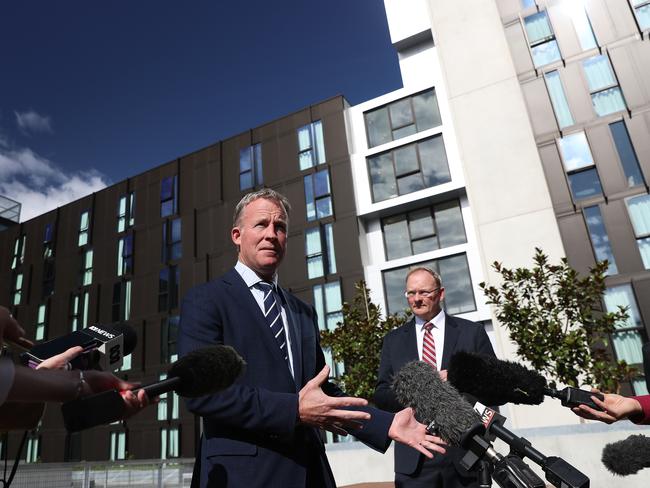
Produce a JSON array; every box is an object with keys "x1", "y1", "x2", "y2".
[
  {"x1": 572, "y1": 389, "x2": 642, "y2": 424},
  {"x1": 388, "y1": 407, "x2": 447, "y2": 459},
  {"x1": 298, "y1": 365, "x2": 370, "y2": 436}
]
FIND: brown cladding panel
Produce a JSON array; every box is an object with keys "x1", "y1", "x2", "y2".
[
  {"x1": 495, "y1": 0, "x2": 524, "y2": 20},
  {"x1": 600, "y1": 0, "x2": 641, "y2": 38},
  {"x1": 562, "y1": 61, "x2": 598, "y2": 125},
  {"x1": 557, "y1": 213, "x2": 596, "y2": 275},
  {"x1": 538, "y1": 142, "x2": 575, "y2": 214},
  {"x1": 521, "y1": 77, "x2": 559, "y2": 137},
  {"x1": 585, "y1": 0, "x2": 617, "y2": 46},
  {"x1": 627, "y1": 113, "x2": 650, "y2": 183},
  {"x1": 609, "y1": 44, "x2": 650, "y2": 114},
  {"x1": 601, "y1": 199, "x2": 645, "y2": 274},
  {"x1": 547, "y1": 4, "x2": 582, "y2": 61},
  {"x1": 504, "y1": 21, "x2": 535, "y2": 76},
  {"x1": 586, "y1": 124, "x2": 628, "y2": 196}
]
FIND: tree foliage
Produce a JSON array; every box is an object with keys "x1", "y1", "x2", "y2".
[
  {"x1": 479, "y1": 248, "x2": 635, "y2": 392},
  {"x1": 320, "y1": 280, "x2": 407, "y2": 399}
]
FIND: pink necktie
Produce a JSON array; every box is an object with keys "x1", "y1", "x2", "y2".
[{"x1": 422, "y1": 322, "x2": 437, "y2": 369}]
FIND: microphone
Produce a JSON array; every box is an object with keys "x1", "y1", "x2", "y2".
[
  {"x1": 393, "y1": 361, "x2": 590, "y2": 488},
  {"x1": 61, "y1": 345, "x2": 246, "y2": 432},
  {"x1": 602, "y1": 434, "x2": 650, "y2": 476},
  {"x1": 448, "y1": 351, "x2": 603, "y2": 410},
  {"x1": 20, "y1": 322, "x2": 137, "y2": 371},
  {"x1": 643, "y1": 342, "x2": 650, "y2": 392}
]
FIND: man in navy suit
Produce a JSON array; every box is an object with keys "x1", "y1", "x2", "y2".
[
  {"x1": 178, "y1": 189, "x2": 446, "y2": 488},
  {"x1": 375, "y1": 267, "x2": 496, "y2": 488}
]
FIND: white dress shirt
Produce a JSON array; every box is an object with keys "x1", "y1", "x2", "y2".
[{"x1": 414, "y1": 309, "x2": 446, "y2": 371}]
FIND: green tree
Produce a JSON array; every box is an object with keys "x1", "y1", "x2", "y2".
[
  {"x1": 320, "y1": 280, "x2": 407, "y2": 400},
  {"x1": 479, "y1": 248, "x2": 636, "y2": 392}
]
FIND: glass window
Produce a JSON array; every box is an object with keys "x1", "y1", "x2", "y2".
[
  {"x1": 382, "y1": 200, "x2": 466, "y2": 260},
  {"x1": 161, "y1": 175, "x2": 178, "y2": 218},
  {"x1": 564, "y1": 3, "x2": 597, "y2": 50},
  {"x1": 82, "y1": 249, "x2": 93, "y2": 286},
  {"x1": 117, "y1": 192, "x2": 135, "y2": 232},
  {"x1": 524, "y1": 11, "x2": 562, "y2": 67},
  {"x1": 161, "y1": 427, "x2": 180, "y2": 459},
  {"x1": 631, "y1": 0, "x2": 650, "y2": 30},
  {"x1": 117, "y1": 234, "x2": 134, "y2": 276},
  {"x1": 12, "y1": 272, "x2": 23, "y2": 305},
  {"x1": 11, "y1": 235, "x2": 25, "y2": 269},
  {"x1": 304, "y1": 169, "x2": 333, "y2": 221},
  {"x1": 382, "y1": 254, "x2": 476, "y2": 316},
  {"x1": 520, "y1": 0, "x2": 536, "y2": 8},
  {"x1": 368, "y1": 136, "x2": 451, "y2": 203},
  {"x1": 544, "y1": 71, "x2": 574, "y2": 129},
  {"x1": 298, "y1": 121, "x2": 326, "y2": 170},
  {"x1": 161, "y1": 315, "x2": 180, "y2": 363},
  {"x1": 112, "y1": 280, "x2": 132, "y2": 322},
  {"x1": 582, "y1": 55, "x2": 626, "y2": 116},
  {"x1": 364, "y1": 89, "x2": 442, "y2": 149},
  {"x1": 240, "y1": 143, "x2": 263, "y2": 190},
  {"x1": 163, "y1": 218, "x2": 182, "y2": 262},
  {"x1": 313, "y1": 281, "x2": 343, "y2": 332},
  {"x1": 78, "y1": 211, "x2": 90, "y2": 246},
  {"x1": 610, "y1": 121, "x2": 644, "y2": 187},
  {"x1": 626, "y1": 194, "x2": 650, "y2": 268},
  {"x1": 35, "y1": 304, "x2": 47, "y2": 341},
  {"x1": 584, "y1": 206, "x2": 618, "y2": 275},
  {"x1": 305, "y1": 224, "x2": 336, "y2": 279},
  {"x1": 558, "y1": 132, "x2": 603, "y2": 201},
  {"x1": 109, "y1": 431, "x2": 126, "y2": 461},
  {"x1": 159, "y1": 266, "x2": 179, "y2": 312},
  {"x1": 43, "y1": 224, "x2": 54, "y2": 260},
  {"x1": 25, "y1": 436, "x2": 40, "y2": 463}
]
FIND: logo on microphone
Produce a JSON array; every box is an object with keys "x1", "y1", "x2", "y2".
[
  {"x1": 473, "y1": 402, "x2": 495, "y2": 427},
  {"x1": 88, "y1": 325, "x2": 116, "y2": 339}
]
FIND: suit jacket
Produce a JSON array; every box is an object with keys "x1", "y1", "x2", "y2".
[
  {"x1": 178, "y1": 268, "x2": 393, "y2": 488},
  {"x1": 374, "y1": 314, "x2": 496, "y2": 476}
]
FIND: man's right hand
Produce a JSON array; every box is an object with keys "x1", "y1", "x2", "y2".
[{"x1": 298, "y1": 365, "x2": 370, "y2": 436}]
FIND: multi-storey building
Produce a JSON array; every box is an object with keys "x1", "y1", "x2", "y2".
[{"x1": 2, "y1": 1, "x2": 649, "y2": 484}]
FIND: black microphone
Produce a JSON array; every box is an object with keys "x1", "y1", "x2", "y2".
[
  {"x1": 20, "y1": 322, "x2": 137, "y2": 371},
  {"x1": 448, "y1": 351, "x2": 603, "y2": 410},
  {"x1": 61, "y1": 345, "x2": 246, "y2": 432},
  {"x1": 602, "y1": 434, "x2": 650, "y2": 476},
  {"x1": 393, "y1": 361, "x2": 590, "y2": 488}
]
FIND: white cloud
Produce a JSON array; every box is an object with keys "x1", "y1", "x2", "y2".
[
  {"x1": 0, "y1": 145, "x2": 109, "y2": 222},
  {"x1": 14, "y1": 110, "x2": 53, "y2": 134}
]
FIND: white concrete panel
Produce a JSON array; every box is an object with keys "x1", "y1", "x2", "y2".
[{"x1": 383, "y1": 0, "x2": 431, "y2": 46}]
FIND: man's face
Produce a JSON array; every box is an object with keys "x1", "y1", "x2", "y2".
[
  {"x1": 231, "y1": 198, "x2": 288, "y2": 279},
  {"x1": 405, "y1": 270, "x2": 445, "y2": 321}
]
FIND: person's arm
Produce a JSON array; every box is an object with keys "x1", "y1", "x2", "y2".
[
  {"x1": 629, "y1": 395, "x2": 650, "y2": 424},
  {"x1": 572, "y1": 390, "x2": 644, "y2": 424}
]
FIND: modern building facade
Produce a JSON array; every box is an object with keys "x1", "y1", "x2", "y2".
[{"x1": 1, "y1": 0, "x2": 649, "y2": 475}]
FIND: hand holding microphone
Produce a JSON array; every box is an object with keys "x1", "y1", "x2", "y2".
[{"x1": 572, "y1": 390, "x2": 643, "y2": 424}]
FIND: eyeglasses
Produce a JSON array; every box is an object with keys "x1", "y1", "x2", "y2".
[{"x1": 404, "y1": 288, "x2": 440, "y2": 299}]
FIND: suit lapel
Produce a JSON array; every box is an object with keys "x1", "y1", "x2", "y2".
[
  {"x1": 278, "y1": 288, "x2": 302, "y2": 388},
  {"x1": 441, "y1": 314, "x2": 460, "y2": 370},
  {"x1": 400, "y1": 318, "x2": 420, "y2": 363}
]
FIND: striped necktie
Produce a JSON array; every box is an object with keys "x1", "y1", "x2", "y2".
[
  {"x1": 257, "y1": 281, "x2": 289, "y2": 363},
  {"x1": 422, "y1": 322, "x2": 437, "y2": 369}
]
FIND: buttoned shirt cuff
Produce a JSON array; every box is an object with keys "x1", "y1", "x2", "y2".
[{"x1": 0, "y1": 357, "x2": 16, "y2": 406}]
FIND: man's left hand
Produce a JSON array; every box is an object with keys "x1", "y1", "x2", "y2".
[
  {"x1": 388, "y1": 407, "x2": 447, "y2": 458},
  {"x1": 439, "y1": 369, "x2": 448, "y2": 381}
]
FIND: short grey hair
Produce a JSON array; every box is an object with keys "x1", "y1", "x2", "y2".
[
  {"x1": 405, "y1": 266, "x2": 443, "y2": 288},
  {"x1": 232, "y1": 188, "x2": 292, "y2": 227}
]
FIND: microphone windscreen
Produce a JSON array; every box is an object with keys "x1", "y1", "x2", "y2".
[
  {"x1": 112, "y1": 322, "x2": 137, "y2": 356},
  {"x1": 392, "y1": 360, "x2": 479, "y2": 446},
  {"x1": 602, "y1": 434, "x2": 650, "y2": 476},
  {"x1": 170, "y1": 345, "x2": 246, "y2": 397},
  {"x1": 447, "y1": 351, "x2": 546, "y2": 406}
]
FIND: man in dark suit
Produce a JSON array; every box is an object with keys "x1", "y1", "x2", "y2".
[
  {"x1": 375, "y1": 267, "x2": 496, "y2": 488},
  {"x1": 178, "y1": 189, "x2": 446, "y2": 488}
]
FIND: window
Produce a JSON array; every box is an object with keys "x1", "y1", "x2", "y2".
[
  {"x1": 304, "y1": 169, "x2": 333, "y2": 221},
  {"x1": 604, "y1": 284, "x2": 648, "y2": 394},
  {"x1": 544, "y1": 71, "x2": 574, "y2": 129},
  {"x1": 43, "y1": 223, "x2": 54, "y2": 259},
  {"x1": 524, "y1": 11, "x2": 562, "y2": 67},
  {"x1": 584, "y1": 206, "x2": 617, "y2": 275},
  {"x1": 70, "y1": 291, "x2": 90, "y2": 331},
  {"x1": 25, "y1": 436, "x2": 40, "y2": 463},
  {"x1": 365, "y1": 89, "x2": 442, "y2": 149},
  {"x1": 161, "y1": 315, "x2": 179, "y2": 363},
  {"x1": 35, "y1": 304, "x2": 47, "y2": 341},
  {"x1": 368, "y1": 135, "x2": 451, "y2": 203},
  {"x1": 11, "y1": 234, "x2": 25, "y2": 269},
  {"x1": 626, "y1": 194, "x2": 650, "y2": 268},
  {"x1": 382, "y1": 254, "x2": 476, "y2": 316},
  {"x1": 298, "y1": 121, "x2": 326, "y2": 170},
  {"x1": 159, "y1": 266, "x2": 179, "y2": 312},
  {"x1": 162, "y1": 218, "x2": 182, "y2": 262},
  {"x1": 305, "y1": 224, "x2": 337, "y2": 279},
  {"x1": 81, "y1": 249, "x2": 93, "y2": 286},
  {"x1": 582, "y1": 55, "x2": 626, "y2": 116},
  {"x1": 631, "y1": 0, "x2": 650, "y2": 30},
  {"x1": 117, "y1": 192, "x2": 135, "y2": 232},
  {"x1": 557, "y1": 132, "x2": 602, "y2": 201},
  {"x1": 12, "y1": 273, "x2": 23, "y2": 305},
  {"x1": 78, "y1": 210, "x2": 90, "y2": 246},
  {"x1": 157, "y1": 373, "x2": 180, "y2": 421},
  {"x1": 240, "y1": 143, "x2": 263, "y2": 190},
  {"x1": 117, "y1": 234, "x2": 134, "y2": 276},
  {"x1": 563, "y1": 2, "x2": 597, "y2": 51},
  {"x1": 610, "y1": 121, "x2": 644, "y2": 187},
  {"x1": 120, "y1": 353, "x2": 132, "y2": 372},
  {"x1": 109, "y1": 431, "x2": 126, "y2": 461},
  {"x1": 520, "y1": 0, "x2": 536, "y2": 8},
  {"x1": 161, "y1": 175, "x2": 178, "y2": 218},
  {"x1": 161, "y1": 427, "x2": 180, "y2": 459},
  {"x1": 313, "y1": 282, "x2": 343, "y2": 332},
  {"x1": 382, "y1": 200, "x2": 466, "y2": 261},
  {"x1": 112, "y1": 280, "x2": 132, "y2": 322}
]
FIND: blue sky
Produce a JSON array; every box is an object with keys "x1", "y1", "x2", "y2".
[{"x1": 0, "y1": 0, "x2": 401, "y2": 221}]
